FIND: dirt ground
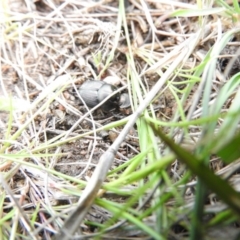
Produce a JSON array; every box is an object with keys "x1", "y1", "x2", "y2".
[
  {"x1": 1, "y1": 0, "x2": 240, "y2": 239},
  {"x1": 1, "y1": 0, "x2": 181, "y2": 177}
]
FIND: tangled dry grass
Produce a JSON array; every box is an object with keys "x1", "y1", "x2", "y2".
[{"x1": 1, "y1": 0, "x2": 240, "y2": 239}]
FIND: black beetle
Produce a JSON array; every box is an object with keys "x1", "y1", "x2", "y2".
[{"x1": 79, "y1": 80, "x2": 130, "y2": 111}]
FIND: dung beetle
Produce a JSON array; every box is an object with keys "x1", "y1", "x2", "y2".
[{"x1": 79, "y1": 80, "x2": 130, "y2": 111}]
